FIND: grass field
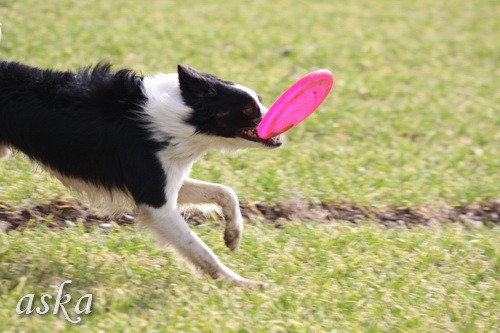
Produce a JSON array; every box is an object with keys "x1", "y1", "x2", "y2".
[
  {"x1": 1, "y1": 223, "x2": 498, "y2": 332},
  {"x1": 0, "y1": 0, "x2": 499, "y2": 332}
]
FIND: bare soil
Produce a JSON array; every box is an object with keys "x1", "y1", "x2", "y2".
[{"x1": 0, "y1": 198, "x2": 498, "y2": 232}]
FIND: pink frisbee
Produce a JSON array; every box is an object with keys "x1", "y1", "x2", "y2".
[{"x1": 257, "y1": 69, "x2": 334, "y2": 139}]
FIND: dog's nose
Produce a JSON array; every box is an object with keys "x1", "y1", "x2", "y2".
[{"x1": 253, "y1": 116, "x2": 262, "y2": 125}]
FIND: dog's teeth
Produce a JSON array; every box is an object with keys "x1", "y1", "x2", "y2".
[{"x1": 242, "y1": 128, "x2": 258, "y2": 138}]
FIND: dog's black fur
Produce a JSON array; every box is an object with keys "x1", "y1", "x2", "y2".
[{"x1": 0, "y1": 61, "x2": 167, "y2": 207}]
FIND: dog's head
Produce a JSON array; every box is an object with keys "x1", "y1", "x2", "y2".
[{"x1": 177, "y1": 65, "x2": 283, "y2": 148}]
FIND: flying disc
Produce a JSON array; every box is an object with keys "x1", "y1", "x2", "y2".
[{"x1": 257, "y1": 69, "x2": 334, "y2": 139}]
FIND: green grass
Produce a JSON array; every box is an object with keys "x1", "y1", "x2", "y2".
[
  {"x1": 0, "y1": 0, "x2": 499, "y2": 331},
  {"x1": 1, "y1": 223, "x2": 498, "y2": 332},
  {"x1": 0, "y1": 0, "x2": 498, "y2": 206}
]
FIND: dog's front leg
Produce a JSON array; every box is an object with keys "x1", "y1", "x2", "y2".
[
  {"x1": 138, "y1": 205, "x2": 255, "y2": 286},
  {"x1": 178, "y1": 178, "x2": 243, "y2": 250}
]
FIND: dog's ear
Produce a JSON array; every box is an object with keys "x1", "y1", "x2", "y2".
[{"x1": 177, "y1": 65, "x2": 217, "y2": 98}]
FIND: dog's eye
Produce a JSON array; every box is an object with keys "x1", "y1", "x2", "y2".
[{"x1": 243, "y1": 106, "x2": 259, "y2": 118}]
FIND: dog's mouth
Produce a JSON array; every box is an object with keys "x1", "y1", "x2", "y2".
[{"x1": 237, "y1": 128, "x2": 283, "y2": 147}]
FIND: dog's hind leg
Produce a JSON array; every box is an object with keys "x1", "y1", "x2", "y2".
[
  {"x1": 0, "y1": 145, "x2": 11, "y2": 161},
  {"x1": 138, "y1": 204, "x2": 259, "y2": 287},
  {"x1": 177, "y1": 178, "x2": 243, "y2": 251}
]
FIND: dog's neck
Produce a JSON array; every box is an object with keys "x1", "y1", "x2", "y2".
[{"x1": 141, "y1": 74, "x2": 194, "y2": 141}]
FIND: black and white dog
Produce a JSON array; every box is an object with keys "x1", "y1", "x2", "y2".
[{"x1": 0, "y1": 61, "x2": 282, "y2": 286}]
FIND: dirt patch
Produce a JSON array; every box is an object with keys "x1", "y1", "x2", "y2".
[
  {"x1": 0, "y1": 200, "x2": 135, "y2": 231},
  {"x1": 244, "y1": 199, "x2": 499, "y2": 228},
  {"x1": 0, "y1": 199, "x2": 498, "y2": 232}
]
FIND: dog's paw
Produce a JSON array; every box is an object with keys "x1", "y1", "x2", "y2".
[
  {"x1": 224, "y1": 227, "x2": 242, "y2": 251},
  {"x1": 223, "y1": 210, "x2": 243, "y2": 250},
  {"x1": 224, "y1": 214, "x2": 243, "y2": 249}
]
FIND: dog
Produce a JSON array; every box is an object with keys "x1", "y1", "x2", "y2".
[{"x1": 0, "y1": 61, "x2": 283, "y2": 286}]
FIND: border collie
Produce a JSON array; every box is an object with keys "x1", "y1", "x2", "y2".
[{"x1": 0, "y1": 61, "x2": 282, "y2": 286}]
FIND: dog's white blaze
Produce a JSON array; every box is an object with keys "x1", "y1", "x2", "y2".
[{"x1": 234, "y1": 83, "x2": 269, "y2": 118}]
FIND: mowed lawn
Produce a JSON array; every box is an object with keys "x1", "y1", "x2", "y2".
[{"x1": 0, "y1": 0, "x2": 499, "y2": 332}]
